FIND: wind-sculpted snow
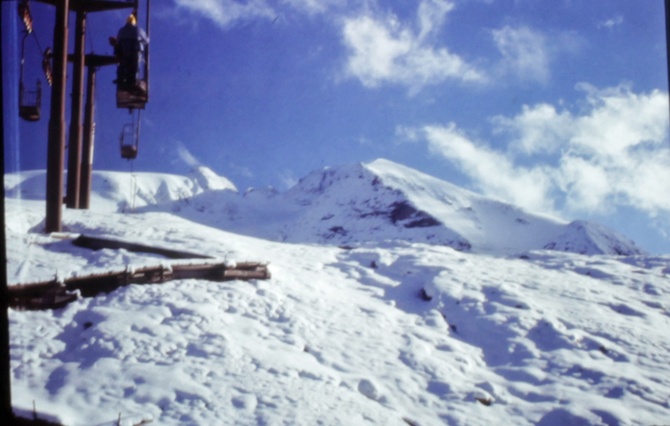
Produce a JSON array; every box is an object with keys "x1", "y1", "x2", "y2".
[
  {"x1": 6, "y1": 199, "x2": 670, "y2": 425},
  {"x1": 5, "y1": 159, "x2": 643, "y2": 255}
]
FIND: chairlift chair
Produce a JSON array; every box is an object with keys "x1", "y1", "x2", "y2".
[
  {"x1": 18, "y1": 31, "x2": 42, "y2": 122},
  {"x1": 121, "y1": 144, "x2": 139, "y2": 160},
  {"x1": 116, "y1": 38, "x2": 147, "y2": 110},
  {"x1": 120, "y1": 121, "x2": 139, "y2": 160},
  {"x1": 116, "y1": 80, "x2": 148, "y2": 110},
  {"x1": 19, "y1": 80, "x2": 41, "y2": 122}
]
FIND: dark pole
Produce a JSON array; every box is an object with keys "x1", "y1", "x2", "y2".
[
  {"x1": 145, "y1": 0, "x2": 151, "y2": 102},
  {"x1": 80, "y1": 66, "x2": 96, "y2": 210},
  {"x1": 0, "y1": 3, "x2": 13, "y2": 421},
  {"x1": 66, "y1": 10, "x2": 86, "y2": 209},
  {"x1": 666, "y1": 0, "x2": 670, "y2": 123},
  {"x1": 45, "y1": 0, "x2": 69, "y2": 233}
]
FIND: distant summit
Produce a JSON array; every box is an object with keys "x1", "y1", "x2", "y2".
[
  {"x1": 5, "y1": 159, "x2": 644, "y2": 256},
  {"x1": 272, "y1": 159, "x2": 642, "y2": 255},
  {"x1": 543, "y1": 220, "x2": 642, "y2": 255}
]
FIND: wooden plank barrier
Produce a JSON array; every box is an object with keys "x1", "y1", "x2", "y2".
[
  {"x1": 8, "y1": 234, "x2": 270, "y2": 310},
  {"x1": 8, "y1": 261, "x2": 270, "y2": 311},
  {"x1": 72, "y1": 234, "x2": 213, "y2": 259}
]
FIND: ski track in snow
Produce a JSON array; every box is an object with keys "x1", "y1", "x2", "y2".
[{"x1": 5, "y1": 164, "x2": 670, "y2": 425}]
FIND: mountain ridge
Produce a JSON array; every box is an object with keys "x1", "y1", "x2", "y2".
[{"x1": 4, "y1": 159, "x2": 644, "y2": 256}]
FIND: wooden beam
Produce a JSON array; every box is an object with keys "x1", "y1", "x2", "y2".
[
  {"x1": 72, "y1": 234, "x2": 213, "y2": 259},
  {"x1": 35, "y1": 0, "x2": 138, "y2": 13},
  {"x1": 8, "y1": 261, "x2": 270, "y2": 311}
]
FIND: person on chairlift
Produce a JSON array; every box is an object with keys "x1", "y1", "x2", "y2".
[{"x1": 110, "y1": 14, "x2": 149, "y2": 92}]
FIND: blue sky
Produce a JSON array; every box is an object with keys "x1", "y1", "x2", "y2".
[{"x1": 3, "y1": 0, "x2": 670, "y2": 253}]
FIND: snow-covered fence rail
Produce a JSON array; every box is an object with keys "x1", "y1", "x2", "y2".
[
  {"x1": 8, "y1": 261, "x2": 270, "y2": 311},
  {"x1": 71, "y1": 234, "x2": 213, "y2": 259}
]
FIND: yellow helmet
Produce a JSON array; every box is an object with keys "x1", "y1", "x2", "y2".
[{"x1": 127, "y1": 14, "x2": 136, "y2": 25}]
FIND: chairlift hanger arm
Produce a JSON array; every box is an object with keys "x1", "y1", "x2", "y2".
[
  {"x1": 67, "y1": 53, "x2": 117, "y2": 67},
  {"x1": 33, "y1": 0, "x2": 138, "y2": 13}
]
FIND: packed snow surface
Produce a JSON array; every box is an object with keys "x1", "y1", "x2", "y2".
[{"x1": 6, "y1": 160, "x2": 669, "y2": 425}]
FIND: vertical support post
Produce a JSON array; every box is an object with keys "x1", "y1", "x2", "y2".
[
  {"x1": 66, "y1": 10, "x2": 86, "y2": 209},
  {"x1": 145, "y1": 0, "x2": 151, "y2": 101},
  {"x1": 80, "y1": 66, "x2": 96, "y2": 210},
  {"x1": 45, "y1": 0, "x2": 69, "y2": 233},
  {"x1": 0, "y1": 4, "x2": 13, "y2": 421},
  {"x1": 666, "y1": 0, "x2": 670, "y2": 124}
]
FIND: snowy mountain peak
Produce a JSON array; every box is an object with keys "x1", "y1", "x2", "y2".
[
  {"x1": 282, "y1": 160, "x2": 472, "y2": 249},
  {"x1": 544, "y1": 220, "x2": 641, "y2": 255},
  {"x1": 276, "y1": 159, "x2": 642, "y2": 255}
]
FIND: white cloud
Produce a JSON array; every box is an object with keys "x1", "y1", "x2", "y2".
[
  {"x1": 172, "y1": 0, "x2": 275, "y2": 28},
  {"x1": 416, "y1": 0, "x2": 454, "y2": 41},
  {"x1": 395, "y1": 125, "x2": 421, "y2": 143},
  {"x1": 171, "y1": 0, "x2": 367, "y2": 27},
  {"x1": 423, "y1": 124, "x2": 556, "y2": 212},
  {"x1": 229, "y1": 162, "x2": 254, "y2": 179},
  {"x1": 170, "y1": 0, "x2": 482, "y2": 92},
  {"x1": 341, "y1": 1, "x2": 484, "y2": 92},
  {"x1": 598, "y1": 15, "x2": 623, "y2": 30},
  {"x1": 558, "y1": 155, "x2": 611, "y2": 212},
  {"x1": 278, "y1": 169, "x2": 298, "y2": 189},
  {"x1": 417, "y1": 85, "x2": 670, "y2": 219},
  {"x1": 492, "y1": 103, "x2": 573, "y2": 156},
  {"x1": 570, "y1": 83, "x2": 668, "y2": 157},
  {"x1": 492, "y1": 25, "x2": 550, "y2": 84},
  {"x1": 280, "y1": 0, "x2": 348, "y2": 15},
  {"x1": 175, "y1": 140, "x2": 201, "y2": 168}
]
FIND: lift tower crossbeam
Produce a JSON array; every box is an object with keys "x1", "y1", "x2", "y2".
[{"x1": 37, "y1": 0, "x2": 138, "y2": 12}]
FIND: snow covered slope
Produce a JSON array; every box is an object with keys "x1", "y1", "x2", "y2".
[
  {"x1": 4, "y1": 159, "x2": 642, "y2": 257},
  {"x1": 276, "y1": 159, "x2": 642, "y2": 255},
  {"x1": 6, "y1": 196, "x2": 670, "y2": 426},
  {"x1": 4, "y1": 166, "x2": 236, "y2": 214},
  {"x1": 147, "y1": 159, "x2": 639, "y2": 255}
]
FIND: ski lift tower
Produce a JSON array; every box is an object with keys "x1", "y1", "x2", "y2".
[{"x1": 34, "y1": 0, "x2": 140, "y2": 232}]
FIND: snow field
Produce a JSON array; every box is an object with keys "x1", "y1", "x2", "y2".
[
  {"x1": 6, "y1": 202, "x2": 670, "y2": 425},
  {"x1": 4, "y1": 162, "x2": 667, "y2": 425}
]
